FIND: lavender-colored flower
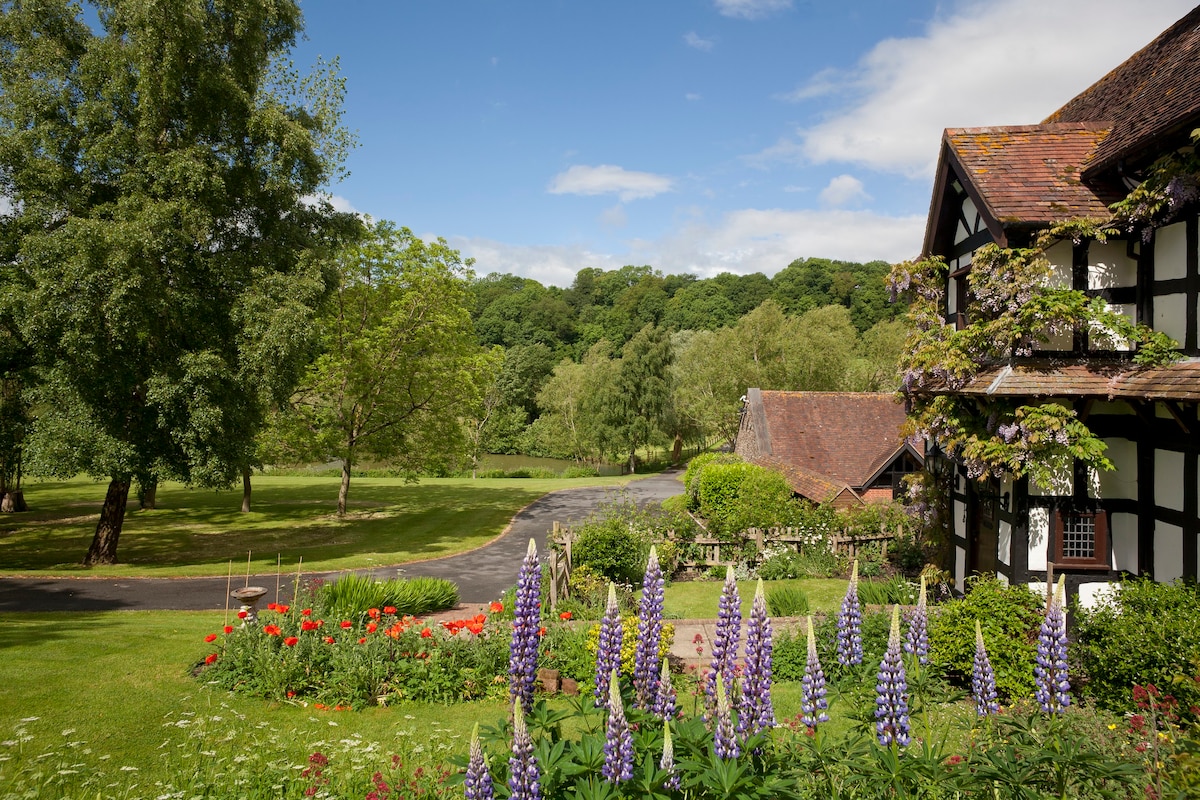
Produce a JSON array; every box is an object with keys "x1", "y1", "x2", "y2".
[
  {"x1": 875, "y1": 605, "x2": 911, "y2": 747},
  {"x1": 509, "y1": 698, "x2": 541, "y2": 800},
  {"x1": 660, "y1": 719, "x2": 680, "y2": 791},
  {"x1": 465, "y1": 723, "x2": 495, "y2": 800},
  {"x1": 738, "y1": 578, "x2": 774, "y2": 736},
  {"x1": 594, "y1": 583, "x2": 623, "y2": 707},
  {"x1": 904, "y1": 576, "x2": 929, "y2": 666},
  {"x1": 706, "y1": 566, "x2": 742, "y2": 711},
  {"x1": 602, "y1": 672, "x2": 635, "y2": 784},
  {"x1": 972, "y1": 621, "x2": 999, "y2": 717},
  {"x1": 713, "y1": 675, "x2": 741, "y2": 760},
  {"x1": 837, "y1": 561, "x2": 863, "y2": 667},
  {"x1": 509, "y1": 539, "x2": 542, "y2": 713},
  {"x1": 1035, "y1": 576, "x2": 1071, "y2": 714},
  {"x1": 634, "y1": 546, "x2": 665, "y2": 710},
  {"x1": 652, "y1": 658, "x2": 677, "y2": 721},
  {"x1": 801, "y1": 616, "x2": 829, "y2": 728}
]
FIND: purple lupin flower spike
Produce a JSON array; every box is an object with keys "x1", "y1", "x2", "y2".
[
  {"x1": 904, "y1": 575, "x2": 929, "y2": 665},
  {"x1": 1034, "y1": 575, "x2": 1071, "y2": 714},
  {"x1": 660, "y1": 719, "x2": 681, "y2": 791},
  {"x1": 705, "y1": 566, "x2": 742, "y2": 712},
  {"x1": 652, "y1": 658, "x2": 678, "y2": 720},
  {"x1": 713, "y1": 674, "x2": 741, "y2": 760},
  {"x1": 509, "y1": 539, "x2": 542, "y2": 714},
  {"x1": 465, "y1": 723, "x2": 495, "y2": 800},
  {"x1": 601, "y1": 671, "x2": 635, "y2": 784},
  {"x1": 594, "y1": 583, "x2": 623, "y2": 708},
  {"x1": 738, "y1": 578, "x2": 774, "y2": 736},
  {"x1": 801, "y1": 615, "x2": 829, "y2": 728},
  {"x1": 875, "y1": 605, "x2": 911, "y2": 747},
  {"x1": 972, "y1": 621, "x2": 999, "y2": 717},
  {"x1": 837, "y1": 561, "x2": 863, "y2": 667},
  {"x1": 508, "y1": 698, "x2": 541, "y2": 800},
  {"x1": 634, "y1": 546, "x2": 665, "y2": 710}
]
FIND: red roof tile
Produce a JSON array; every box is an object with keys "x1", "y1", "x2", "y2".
[{"x1": 922, "y1": 359, "x2": 1200, "y2": 402}]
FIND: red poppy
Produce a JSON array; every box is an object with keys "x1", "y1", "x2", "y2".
[
  {"x1": 314, "y1": 703, "x2": 327, "y2": 710},
  {"x1": 323, "y1": 636, "x2": 335, "y2": 644},
  {"x1": 284, "y1": 636, "x2": 299, "y2": 647},
  {"x1": 302, "y1": 620, "x2": 319, "y2": 632},
  {"x1": 489, "y1": 601, "x2": 504, "y2": 613},
  {"x1": 276, "y1": 604, "x2": 290, "y2": 614},
  {"x1": 301, "y1": 608, "x2": 312, "y2": 616},
  {"x1": 420, "y1": 627, "x2": 433, "y2": 638},
  {"x1": 237, "y1": 610, "x2": 248, "y2": 620},
  {"x1": 267, "y1": 602, "x2": 277, "y2": 611},
  {"x1": 366, "y1": 622, "x2": 377, "y2": 633},
  {"x1": 383, "y1": 606, "x2": 397, "y2": 615},
  {"x1": 223, "y1": 625, "x2": 234, "y2": 634},
  {"x1": 358, "y1": 637, "x2": 367, "y2": 644},
  {"x1": 204, "y1": 633, "x2": 218, "y2": 643},
  {"x1": 340, "y1": 620, "x2": 353, "y2": 629},
  {"x1": 466, "y1": 621, "x2": 484, "y2": 635},
  {"x1": 205, "y1": 653, "x2": 218, "y2": 664},
  {"x1": 287, "y1": 691, "x2": 296, "y2": 698},
  {"x1": 263, "y1": 624, "x2": 282, "y2": 636},
  {"x1": 559, "y1": 611, "x2": 572, "y2": 620},
  {"x1": 368, "y1": 608, "x2": 380, "y2": 619},
  {"x1": 538, "y1": 626, "x2": 547, "y2": 637},
  {"x1": 473, "y1": 614, "x2": 487, "y2": 624}
]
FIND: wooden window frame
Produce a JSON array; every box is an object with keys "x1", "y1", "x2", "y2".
[{"x1": 1053, "y1": 509, "x2": 1110, "y2": 570}]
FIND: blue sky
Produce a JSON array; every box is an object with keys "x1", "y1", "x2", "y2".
[{"x1": 294, "y1": 0, "x2": 1197, "y2": 286}]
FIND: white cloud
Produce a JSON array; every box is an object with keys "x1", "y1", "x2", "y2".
[
  {"x1": 684, "y1": 31, "x2": 715, "y2": 51},
  {"x1": 600, "y1": 204, "x2": 628, "y2": 228},
  {"x1": 714, "y1": 0, "x2": 792, "y2": 20},
  {"x1": 819, "y1": 174, "x2": 870, "y2": 208},
  {"x1": 547, "y1": 164, "x2": 674, "y2": 202},
  {"x1": 303, "y1": 193, "x2": 360, "y2": 215},
  {"x1": 452, "y1": 208, "x2": 923, "y2": 286},
  {"x1": 685, "y1": 92, "x2": 703, "y2": 102},
  {"x1": 0, "y1": 195, "x2": 12, "y2": 216},
  {"x1": 776, "y1": 0, "x2": 1197, "y2": 177}
]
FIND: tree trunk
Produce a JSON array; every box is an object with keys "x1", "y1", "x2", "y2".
[
  {"x1": 1, "y1": 491, "x2": 26, "y2": 513},
  {"x1": 137, "y1": 476, "x2": 157, "y2": 510},
  {"x1": 337, "y1": 457, "x2": 352, "y2": 516},
  {"x1": 672, "y1": 434, "x2": 683, "y2": 464},
  {"x1": 628, "y1": 450, "x2": 637, "y2": 475},
  {"x1": 85, "y1": 478, "x2": 130, "y2": 565},
  {"x1": 241, "y1": 466, "x2": 252, "y2": 513}
]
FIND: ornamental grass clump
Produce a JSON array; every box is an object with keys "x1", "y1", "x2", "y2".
[
  {"x1": 633, "y1": 546, "x2": 665, "y2": 710},
  {"x1": 875, "y1": 605, "x2": 911, "y2": 747},
  {"x1": 509, "y1": 539, "x2": 542, "y2": 714},
  {"x1": 972, "y1": 620, "x2": 999, "y2": 717},
  {"x1": 837, "y1": 560, "x2": 863, "y2": 668},
  {"x1": 1035, "y1": 575, "x2": 1071, "y2": 714}
]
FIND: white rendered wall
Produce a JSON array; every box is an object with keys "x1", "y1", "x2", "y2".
[
  {"x1": 1110, "y1": 512, "x2": 1138, "y2": 573},
  {"x1": 955, "y1": 546, "x2": 966, "y2": 588},
  {"x1": 1045, "y1": 241, "x2": 1073, "y2": 288},
  {"x1": 1154, "y1": 292, "x2": 1187, "y2": 344},
  {"x1": 1155, "y1": 449, "x2": 1185, "y2": 512},
  {"x1": 1092, "y1": 438, "x2": 1137, "y2": 500},
  {"x1": 1028, "y1": 507, "x2": 1050, "y2": 572},
  {"x1": 1088, "y1": 241, "x2": 1138, "y2": 289},
  {"x1": 1155, "y1": 522, "x2": 1184, "y2": 582},
  {"x1": 1155, "y1": 221, "x2": 1188, "y2": 280},
  {"x1": 1077, "y1": 582, "x2": 1119, "y2": 609},
  {"x1": 998, "y1": 520, "x2": 1012, "y2": 566}
]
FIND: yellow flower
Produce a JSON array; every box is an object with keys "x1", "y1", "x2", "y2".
[{"x1": 1107, "y1": 724, "x2": 1117, "y2": 730}]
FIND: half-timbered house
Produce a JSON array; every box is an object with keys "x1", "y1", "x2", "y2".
[{"x1": 920, "y1": 7, "x2": 1200, "y2": 604}]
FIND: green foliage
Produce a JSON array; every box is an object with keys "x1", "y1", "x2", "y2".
[
  {"x1": 1073, "y1": 578, "x2": 1200, "y2": 719},
  {"x1": 766, "y1": 585, "x2": 810, "y2": 617},
  {"x1": 571, "y1": 504, "x2": 654, "y2": 586},
  {"x1": 856, "y1": 576, "x2": 918, "y2": 606},
  {"x1": 318, "y1": 574, "x2": 459, "y2": 619},
  {"x1": 695, "y1": 459, "x2": 797, "y2": 536},
  {"x1": 757, "y1": 548, "x2": 839, "y2": 580},
  {"x1": 928, "y1": 576, "x2": 1043, "y2": 702}
]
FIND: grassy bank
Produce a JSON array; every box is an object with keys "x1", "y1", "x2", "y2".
[{"x1": 0, "y1": 474, "x2": 631, "y2": 578}]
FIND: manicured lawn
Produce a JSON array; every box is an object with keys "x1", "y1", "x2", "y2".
[
  {"x1": 0, "y1": 474, "x2": 631, "y2": 577},
  {"x1": 664, "y1": 578, "x2": 848, "y2": 618}
]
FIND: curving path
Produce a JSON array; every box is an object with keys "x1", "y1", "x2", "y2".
[{"x1": 0, "y1": 471, "x2": 684, "y2": 613}]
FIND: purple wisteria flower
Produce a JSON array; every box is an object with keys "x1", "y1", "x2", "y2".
[
  {"x1": 1035, "y1": 576, "x2": 1071, "y2": 714},
  {"x1": 705, "y1": 566, "x2": 742, "y2": 712},
  {"x1": 594, "y1": 583, "x2": 623, "y2": 708},
  {"x1": 660, "y1": 719, "x2": 680, "y2": 791},
  {"x1": 875, "y1": 605, "x2": 911, "y2": 747},
  {"x1": 904, "y1": 575, "x2": 929, "y2": 666},
  {"x1": 837, "y1": 561, "x2": 863, "y2": 667},
  {"x1": 801, "y1": 616, "x2": 829, "y2": 728},
  {"x1": 972, "y1": 621, "x2": 999, "y2": 717},
  {"x1": 508, "y1": 698, "x2": 541, "y2": 800},
  {"x1": 652, "y1": 658, "x2": 678, "y2": 721},
  {"x1": 602, "y1": 671, "x2": 635, "y2": 785},
  {"x1": 509, "y1": 539, "x2": 542, "y2": 713},
  {"x1": 713, "y1": 675, "x2": 741, "y2": 760},
  {"x1": 738, "y1": 578, "x2": 774, "y2": 737},
  {"x1": 465, "y1": 723, "x2": 495, "y2": 800},
  {"x1": 634, "y1": 546, "x2": 665, "y2": 710}
]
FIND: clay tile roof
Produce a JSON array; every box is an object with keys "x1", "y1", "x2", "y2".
[
  {"x1": 923, "y1": 358, "x2": 1200, "y2": 402},
  {"x1": 1044, "y1": 6, "x2": 1200, "y2": 176},
  {"x1": 945, "y1": 123, "x2": 1119, "y2": 224},
  {"x1": 753, "y1": 391, "x2": 913, "y2": 487},
  {"x1": 757, "y1": 456, "x2": 852, "y2": 506}
]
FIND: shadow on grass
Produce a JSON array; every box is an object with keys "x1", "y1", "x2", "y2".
[
  {"x1": 0, "y1": 478, "x2": 548, "y2": 574},
  {"x1": 0, "y1": 610, "x2": 133, "y2": 651}
]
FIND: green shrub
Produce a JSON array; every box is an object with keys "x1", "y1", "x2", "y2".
[
  {"x1": 683, "y1": 452, "x2": 738, "y2": 509},
  {"x1": 928, "y1": 576, "x2": 1042, "y2": 702},
  {"x1": 572, "y1": 515, "x2": 650, "y2": 585},
  {"x1": 1073, "y1": 578, "x2": 1200, "y2": 718},
  {"x1": 320, "y1": 574, "x2": 459, "y2": 619},
  {"x1": 560, "y1": 464, "x2": 600, "y2": 478},
  {"x1": 887, "y1": 534, "x2": 927, "y2": 575},
  {"x1": 767, "y1": 585, "x2": 810, "y2": 617}
]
